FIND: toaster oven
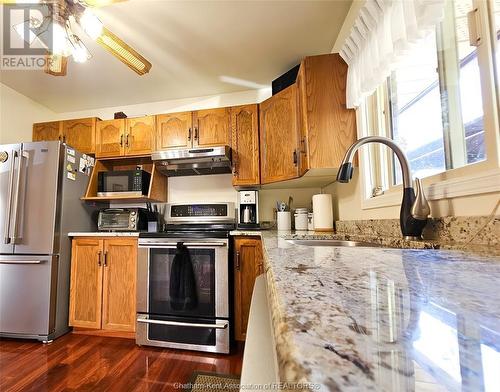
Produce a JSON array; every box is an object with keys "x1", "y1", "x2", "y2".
[{"x1": 98, "y1": 208, "x2": 148, "y2": 231}]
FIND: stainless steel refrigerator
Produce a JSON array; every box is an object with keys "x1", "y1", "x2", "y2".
[{"x1": 0, "y1": 141, "x2": 96, "y2": 342}]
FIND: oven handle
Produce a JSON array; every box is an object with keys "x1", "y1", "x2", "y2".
[
  {"x1": 137, "y1": 316, "x2": 228, "y2": 329},
  {"x1": 139, "y1": 242, "x2": 227, "y2": 248}
]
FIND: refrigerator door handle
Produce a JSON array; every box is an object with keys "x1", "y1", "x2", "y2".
[
  {"x1": 11, "y1": 151, "x2": 29, "y2": 244},
  {"x1": 0, "y1": 260, "x2": 42, "y2": 264},
  {"x1": 3, "y1": 150, "x2": 17, "y2": 244}
]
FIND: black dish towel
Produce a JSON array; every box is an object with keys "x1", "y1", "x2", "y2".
[{"x1": 169, "y1": 242, "x2": 198, "y2": 311}]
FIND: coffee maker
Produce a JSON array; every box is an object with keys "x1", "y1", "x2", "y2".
[{"x1": 237, "y1": 190, "x2": 259, "y2": 229}]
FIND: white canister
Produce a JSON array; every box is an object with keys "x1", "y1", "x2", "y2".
[
  {"x1": 277, "y1": 211, "x2": 292, "y2": 231},
  {"x1": 312, "y1": 194, "x2": 334, "y2": 232},
  {"x1": 294, "y1": 208, "x2": 308, "y2": 231}
]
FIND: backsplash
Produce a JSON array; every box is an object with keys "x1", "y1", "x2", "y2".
[{"x1": 336, "y1": 216, "x2": 500, "y2": 246}]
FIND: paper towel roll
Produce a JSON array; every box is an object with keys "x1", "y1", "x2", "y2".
[{"x1": 312, "y1": 194, "x2": 333, "y2": 232}]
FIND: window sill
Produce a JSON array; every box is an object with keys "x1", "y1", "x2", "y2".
[{"x1": 362, "y1": 168, "x2": 500, "y2": 210}]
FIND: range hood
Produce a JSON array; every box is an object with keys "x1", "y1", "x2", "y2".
[{"x1": 152, "y1": 145, "x2": 232, "y2": 177}]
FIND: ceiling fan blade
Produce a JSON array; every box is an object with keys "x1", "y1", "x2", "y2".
[
  {"x1": 83, "y1": 0, "x2": 128, "y2": 7},
  {"x1": 96, "y1": 27, "x2": 151, "y2": 76},
  {"x1": 44, "y1": 54, "x2": 67, "y2": 77}
]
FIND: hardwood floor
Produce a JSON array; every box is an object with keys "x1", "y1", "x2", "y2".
[{"x1": 0, "y1": 333, "x2": 243, "y2": 392}]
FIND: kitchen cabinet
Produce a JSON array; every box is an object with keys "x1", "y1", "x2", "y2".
[
  {"x1": 69, "y1": 238, "x2": 137, "y2": 333},
  {"x1": 259, "y1": 85, "x2": 300, "y2": 184},
  {"x1": 156, "y1": 111, "x2": 192, "y2": 150},
  {"x1": 231, "y1": 104, "x2": 260, "y2": 186},
  {"x1": 69, "y1": 238, "x2": 103, "y2": 329},
  {"x1": 96, "y1": 119, "x2": 126, "y2": 158},
  {"x1": 32, "y1": 121, "x2": 62, "y2": 142},
  {"x1": 95, "y1": 116, "x2": 154, "y2": 158},
  {"x1": 101, "y1": 239, "x2": 137, "y2": 331},
  {"x1": 33, "y1": 117, "x2": 99, "y2": 154},
  {"x1": 155, "y1": 108, "x2": 231, "y2": 150},
  {"x1": 125, "y1": 116, "x2": 155, "y2": 156},
  {"x1": 296, "y1": 54, "x2": 356, "y2": 172},
  {"x1": 193, "y1": 108, "x2": 231, "y2": 147},
  {"x1": 62, "y1": 117, "x2": 98, "y2": 154},
  {"x1": 233, "y1": 236, "x2": 263, "y2": 341}
]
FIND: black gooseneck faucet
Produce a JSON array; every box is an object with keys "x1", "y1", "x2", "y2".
[{"x1": 337, "y1": 136, "x2": 431, "y2": 240}]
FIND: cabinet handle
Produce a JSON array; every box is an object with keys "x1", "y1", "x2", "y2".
[
  {"x1": 62, "y1": 135, "x2": 66, "y2": 144},
  {"x1": 293, "y1": 150, "x2": 298, "y2": 166},
  {"x1": 236, "y1": 251, "x2": 240, "y2": 271},
  {"x1": 194, "y1": 127, "x2": 199, "y2": 141},
  {"x1": 120, "y1": 134, "x2": 124, "y2": 147},
  {"x1": 103, "y1": 251, "x2": 108, "y2": 267},
  {"x1": 58, "y1": 135, "x2": 61, "y2": 142},
  {"x1": 97, "y1": 251, "x2": 102, "y2": 267},
  {"x1": 188, "y1": 128, "x2": 192, "y2": 141},
  {"x1": 126, "y1": 134, "x2": 130, "y2": 147}
]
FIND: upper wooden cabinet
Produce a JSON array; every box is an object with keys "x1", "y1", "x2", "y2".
[
  {"x1": 155, "y1": 108, "x2": 231, "y2": 151},
  {"x1": 297, "y1": 54, "x2": 356, "y2": 172},
  {"x1": 62, "y1": 118, "x2": 98, "y2": 154},
  {"x1": 69, "y1": 237, "x2": 137, "y2": 333},
  {"x1": 233, "y1": 236, "x2": 263, "y2": 341},
  {"x1": 126, "y1": 116, "x2": 155, "y2": 156},
  {"x1": 156, "y1": 112, "x2": 192, "y2": 150},
  {"x1": 193, "y1": 108, "x2": 231, "y2": 147},
  {"x1": 259, "y1": 84, "x2": 300, "y2": 184},
  {"x1": 95, "y1": 116, "x2": 154, "y2": 158},
  {"x1": 33, "y1": 121, "x2": 62, "y2": 142},
  {"x1": 231, "y1": 104, "x2": 260, "y2": 186},
  {"x1": 33, "y1": 117, "x2": 99, "y2": 154},
  {"x1": 96, "y1": 119, "x2": 126, "y2": 158}
]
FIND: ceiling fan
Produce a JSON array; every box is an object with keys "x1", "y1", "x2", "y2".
[{"x1": 3, "y1": 0, "x2": 152, "y2": 76}]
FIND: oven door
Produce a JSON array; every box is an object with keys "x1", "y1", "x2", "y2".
[{"x1": 137, "y1": 238, "x2": 229, "y2": 319}]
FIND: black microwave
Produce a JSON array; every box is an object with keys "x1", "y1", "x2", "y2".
[{"x1": 97, "y1": 169, "x2": 151, "y2": 197}]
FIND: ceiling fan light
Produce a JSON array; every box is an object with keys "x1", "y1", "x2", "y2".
[
  {"x1": 97, "y1": 28, "x2": 152, "y2": 75},
  {"x1": 80, "y1": 8, "x2": 103, "y2": 40},
  {"x1": 51, "y1": 21, "x2": 72, "y2": 57},
  {"x1": 71, "y1": 37, "x2": 91, "y2": 63}
]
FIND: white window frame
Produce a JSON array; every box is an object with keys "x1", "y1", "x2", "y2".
[{"x1": 359, "y1": 0, "x2": 500, "y2": 211}]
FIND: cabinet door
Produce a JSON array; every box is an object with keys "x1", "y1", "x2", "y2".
[
  {"x1": 96, "y1": 119, "x2": 125, "y2": 158},
  {"x1": 259, "y1": 85, "x2": 300, "y2": 184},
  {"x1": 125, "y1": 116, "x2": 155, "y2": 156},
  {"x1": 193, "y1": 108, "x2": 231, "y2": 147},
  {"x1": 62, "y1": 118, "x2": 97, "y2": 154},
  {"x1": 234, "y1": 237, "x2": 263, "y2": 341},
  {"x1": 231, "y1": 105, "x2": 260, "y2": 186},
  {"x1": 156, "y1": 112, "x2": 193, "y2": 150},
  {"x1": 296, "y1": 64, "x2": 310, "y2": 176},
  {"x1": 101, "y1": 239, "x2": 137, "y2": 332},
  {"x1": 69, "y1": 239, "x2": 103, "y2": 329},
  {"x1": 32, "y1": 121, "x2": 62, "y2": 142}
]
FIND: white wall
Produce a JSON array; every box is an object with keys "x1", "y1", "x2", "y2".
[
  {"x1": 0, "y1": 83, "x2": 56, "y2": 144},
  {"x1": 55, "y1": 88, "x2": 272, "y2": 120}
]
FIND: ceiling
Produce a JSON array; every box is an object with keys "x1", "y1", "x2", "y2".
[{"x1": 0, "y1": 0, "x2": 352, "y2": 113}]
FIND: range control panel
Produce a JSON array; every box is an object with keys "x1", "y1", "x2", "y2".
[{"x1": 170, "y1": 204, "x2": 228, "y2": 218}]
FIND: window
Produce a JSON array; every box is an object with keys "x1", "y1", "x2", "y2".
[{"x1": 362, "y1": 0, "x2": 498, "y2": 195}]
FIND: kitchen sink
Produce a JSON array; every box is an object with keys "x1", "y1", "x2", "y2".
[{"x1": 286, "y1": 239, "x2": 382, "y2": 248}]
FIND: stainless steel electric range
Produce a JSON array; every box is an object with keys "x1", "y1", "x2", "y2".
[{"x1": 136, "y1": 202, "x2": 235, "y2": 354}]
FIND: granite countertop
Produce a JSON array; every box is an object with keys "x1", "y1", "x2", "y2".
[
  {"x1": 68, "y1": 232, "x2": 140, "y2": 237},
  {"x1": 256, "y1": 231, "x2": 500, "y2": 391}
]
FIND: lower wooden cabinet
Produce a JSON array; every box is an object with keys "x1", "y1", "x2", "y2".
[
  {"x1": 233, "y1": 236, "x2": 263, "y2": 341},
  {"x1": 69, "y1": 238, "x2": 137, "y2": 332}
]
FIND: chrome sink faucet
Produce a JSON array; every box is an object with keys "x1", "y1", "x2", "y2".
[{"x1": 336, "y1": 136, "x2": 431, "y2": 240}]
